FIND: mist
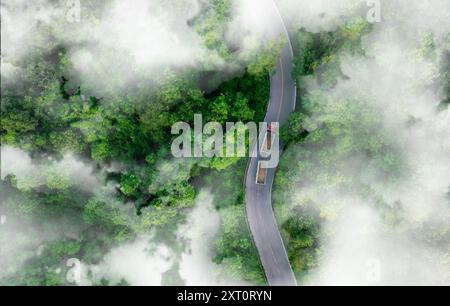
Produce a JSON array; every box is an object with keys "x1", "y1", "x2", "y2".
[
  {"x1": 0, "y1": 146, "x2": 102, "y2": 280},
  {"x1": 1, "y1": 0, "x2": 449, "y2": 286},
  {"x1": 82, "y1": 190, "x2": 246, "y2": 286},
  {"x1": 1, "y1": 0, "x2": 281, "y2": 97},
  {"x1": 1, "y1": 146, "x2": 101, "y2": 191},
  {"x1": 276, "y1": 0, "x2": 450, "y2": 285}
]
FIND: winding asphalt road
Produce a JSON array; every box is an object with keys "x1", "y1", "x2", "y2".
[{"x1": 244, "y1": 0, "x2": 297, "y2": 286}]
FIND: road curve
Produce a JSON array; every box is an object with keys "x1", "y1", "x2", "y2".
[{"x1": 244, "y1": 0, "x2": 297, "y2": 286}]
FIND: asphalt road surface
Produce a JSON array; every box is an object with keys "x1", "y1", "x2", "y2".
[{"x1": 244, "y1": 0, "x2": 297, "y2": 286}]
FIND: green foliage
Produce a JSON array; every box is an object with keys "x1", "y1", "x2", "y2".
[
  {"x1": 119, "y1": 174, "x2": 141, "y2": 197},
  {"x1": 275, "y1": 91, "x2": 405, "y2": 214},
  {"x1": 209, "y1": 94, "x2": 230, "y2": 124},
  {"x1": 202, "y1": 160, "x2": 246, "y2": 209},
  {"x1": 0, "y1": 0, "x2": 272, "y2": 286},
  {"x1": 4, "y1": 174, "x2": 18, "y2": 188},
  {"x1": 194, "y1": 0, "x2": 233, "y2": 60},
  {"x1": 169, "y1": 71, "x2": 269, "y2": 125},
  {"x1": 48, "y1": 240, "x2": 82, "y2": 258},
  {"x1": 83, "y1": 199, "x2": 111, "y2": 225},
  {"x1": 281, "y1": 112, "x2": 308, "y2": 144},
  {"x1": 247, "y1": 38, "x2": 286, "y2": 78},
  {"x1": 281, "y1": 215, "x2": 319, "y2": 277},
  {"x1": 214, "y1": 205, "x2": 265, "y2": 284},
  {"x1": 198, "y1": 161, "x2": 263, "y2": 284},
  {"x1": 231, "y1": 93, "x2": 255, "y2": 122},
  {"x1": 292, "y1": 17, "x2": 371, "y2": 85},
  {"x1": 275, "y1": 24, "x2": 409, "y2": 274}
]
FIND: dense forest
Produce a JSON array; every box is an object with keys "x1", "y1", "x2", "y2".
[
  {"x1": 0, "y1": 0, "x2": 276, "y2": 285},
  {"x1": 274, "y1": 12, "x2": 450, "y2": 283},
  {"x1": 1, "y1": 0, "x2": 449, "y2": 286}
]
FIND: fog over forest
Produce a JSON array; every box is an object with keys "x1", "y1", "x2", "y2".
[{"x1": 1, "y1": 0, "x2": 449, "y2": 286}]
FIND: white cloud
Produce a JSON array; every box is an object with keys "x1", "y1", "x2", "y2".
[
  {"x1": 0, "y1": 0, "x2": 221, "y2": 96},
  {"x1": 0, "y1": 146, "x2": 101, "y2": 280},
  {"x1": 282, "y1": 0, "x2": 450, "y2": 285},
  {"x1": 177, "y1": 190, "x2": 222, "y2": 285},
  {"x1": 82, "y1": 190, "x2": 247, "y2": 286},
  {"x1": 86, "y1": 238, "x2": 174, "y2": 286},
  {"x1": 307, "y1": 203, "x2": 449, "y2": 285},
  {"x1": 177, "y1": 189, "x2": 249, "y2": 285},
  {"x1": 1, "y1": 0, "x2": 315, "y2": 97},
  {"x1": 68, "y1": 0, "x2": 212, "y2": 95},
  {"x1": 0, "y1": 0, "x2": 61, "y2": 60},
  {"x1": 278, "y1": 0, "x2": 365, "y2": 32},
  {"x1": 1, "y1": 146, "x2": 101, "y2": 191},
  {"x1": 2, "y1": 0, "x2": 449, "y2": 286}
]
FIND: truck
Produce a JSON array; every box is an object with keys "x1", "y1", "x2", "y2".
[
  {"x1": 260, "y1": 123, "x2": 277, "y2": 155},
  {"x1": 255, "y1": 123, "x2": 278, "y2": 185},
  {"x1": 256, "y1": 161, "x2": 267, "y2": 185}
]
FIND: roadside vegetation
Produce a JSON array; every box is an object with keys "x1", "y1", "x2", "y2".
[
  {"x1": 0, "y1": 0, "x2": 276, "y2": 285},
  {"x1": 273, "y1": 17, "x2": 375, "y2": 280},
  {"x1": 274, "y1": 17, "x2": 450, "y2": 283},
  {"x1": 2, "y1": 1, "x2": 448, "y2": 286}
]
